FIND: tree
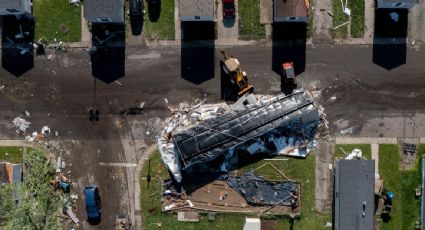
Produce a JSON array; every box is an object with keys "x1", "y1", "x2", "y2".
[{"x1": 0, "y1": 150, "x2": 60, "y2": 229}]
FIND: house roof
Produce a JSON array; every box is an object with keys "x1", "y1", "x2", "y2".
[
  {"x1": 0, "y1": 162, "x2": 22, "y2": 184},
  {"x1": 274, "y1": 0, "x2": 308, "y2": 22},
  {"x1": 0, "y1": 0, "x2": 31, "y2": 16},
  {"x1": 84, "y1": 0, "x2": 124, "y2": 23},
  {"x1": 180, "y1": 0, "x2": 215, "y2": 21},
  {"x1": 334, "y1": 160, "x2": 375, "y2": 230}
]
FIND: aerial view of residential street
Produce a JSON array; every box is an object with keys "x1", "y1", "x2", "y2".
[{"x1": 1, "y1": 0, "x2": 425, "y2": 229}]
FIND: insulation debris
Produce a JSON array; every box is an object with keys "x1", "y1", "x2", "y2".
[
  {"x1": 12, "y1": 116, "x2": 31, "y2": 133},
  {"x1": 225, "y1": 171, "x2": 299, "y2": 206},
  {"x1": 158, "y1": 90, "x2": 320, "y2": 183}
]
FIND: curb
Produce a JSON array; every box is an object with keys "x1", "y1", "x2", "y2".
[{"x1": 133, "y1": 144, "x2": 158, "y2": 230}]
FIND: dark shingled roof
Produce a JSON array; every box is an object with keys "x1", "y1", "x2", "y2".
[
  {"x1": 180, "y1": 0, "x2": 215, "y2": 21},
  {"x1": 334, "y1": 160, "x2": 375, "y2": 230},
  {"x1": 0, "y1": 0, "x2": 31, "y2": 15},
  {"x1": 172, "y1": 91, "x2": 319, "y2": 169},
  {"x1": 84, "y1": 0, "x2": 124, "y2": 23},
  {"x1": 273, "y1": 0, "x2": 308, "y2": 22}
]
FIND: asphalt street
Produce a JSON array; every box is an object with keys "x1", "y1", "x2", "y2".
[{"x1": 1, "y1": 44, "x2": 425, "y2": 229}]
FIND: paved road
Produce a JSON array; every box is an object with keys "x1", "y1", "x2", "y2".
[{"x1": 1, "y1": 44, "x2": 425, "y2": 229}]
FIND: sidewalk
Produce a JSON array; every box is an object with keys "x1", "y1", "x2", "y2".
[{"x1": 134, "y1": 145, "x2": 157, "y2": 229}]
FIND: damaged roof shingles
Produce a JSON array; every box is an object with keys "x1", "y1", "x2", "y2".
[
  {"x1": 84, "y1": 0, "x2": 125, "y2": 23},
  {"x1": 172, "y1": 91, "x2": 319, "y2": 168}
]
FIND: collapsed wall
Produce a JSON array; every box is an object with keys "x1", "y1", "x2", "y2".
[{"x1": 158, "y1": 90, "x2": 320, "y2": 183}]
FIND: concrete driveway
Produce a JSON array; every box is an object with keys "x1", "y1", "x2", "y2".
[{"x1": 217, "y1": 0, "x2": 239, "y2": 44}]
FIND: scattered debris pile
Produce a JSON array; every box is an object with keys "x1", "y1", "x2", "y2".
[
  {"x1": 161, "y1": 171, "x2": 300, "y2": 214},
  {"x1": 12, "y1": 116, "x2": 31, "y2": 133},
  {"x1": 158, "y1": 90, "x2": 320, "y2": 183},
  {"x1": 225, "y1": 171, "x2": 299, "y2": 207}
]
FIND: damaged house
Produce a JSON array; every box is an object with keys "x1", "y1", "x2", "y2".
[{"x1": 158, "y1": 90, "x2": 320, "y2": 184}]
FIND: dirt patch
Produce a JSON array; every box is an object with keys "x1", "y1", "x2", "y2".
[{"x1": 163, "y1": 179, "x2": 300, "y2": 215}]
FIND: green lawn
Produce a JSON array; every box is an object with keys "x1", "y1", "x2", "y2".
[
  {"x1": 307, "y1": 1, "x2": 314, "y2": 38},
  {"x1": 34, "y1": 0, "x2": 81, "y2": 42},
  {"x1": 379, "y1": 144, "x2": 422, "y2": 230},
  {"x1": 143, "y1": 0, "x2": 175, "y2": 40},
  {"x1": 349, "y1": 0, "x2": 365, "y2": 38},
  {"x1": 0, "y1": 147, "x2": 25, "y2": 163},
  {"x1": 334, "y1": 144, "x2": 371, "y2": 159},
  {"x1": 332, "y1": 0, "x2": 349, "y2": 38},
  {"x1": 141, "y1": 151, "x2": 330, "y2": 229},
  {"x1": 238, "y1": 0, "x2": 265, "y2": 40}
]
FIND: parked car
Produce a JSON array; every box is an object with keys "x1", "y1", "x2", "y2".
[
  {"x1": 84, "y1": 185, "x2": 101, "y2": 223},
  {"x1": 222, "y1": 0, "x2": 235, "y2": 18},
  {"x1": 282, "y1": 62, "x2": 296, "y2": 85}
]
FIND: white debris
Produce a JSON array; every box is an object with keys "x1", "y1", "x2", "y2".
[
  {"x1": 140, "y1": 102, "x2": 145, "y2": 109},
  {"x1": 186, "y1": 200, "x2": 194, "y2": 207},
  {"x1": 55, "y1": 131, "x2": 59, "y2": 137},
  {"x1": 24, "y1": 111, "x2": 31, "y2": 117},
  {"x1": 340, "y1": 127, "x2": 354, "y2": 135},
  {"x1": 41, "y1": 126, "x2": 51, "y2": 135},
  {"x1": 164, "y1": 203, "x2": 176, "y2": 211},
  {"x1": 25, "y1": 136, "x2": 34, "y2": 142},
  {"x1": 345, "y1": 149, "x2": 363, "y2": 160},
  {"x1": 343, "y1": 7, "x2": 351, "y2": 16},
  {"x1": 164, "y1": 98, "x2": 169, "y2": 104},
  {"x1": 146, "y1": 131, "x2": 150, "y2": 135},
  {"x1": 12, "y1": 117, "x2": 31, "y2": 133},
  {"x1": 0, "y1": 85, "x2": 4, "y2": 90},
  {"x1": 324, "y1": 222, "x2": 332, "y2": 228},
  {"x1": 389, "y1": 12, "x2": 399, "y2": 22},
  {"x1": 328, "y1": 96, "x2": 337, "y2": 103}
]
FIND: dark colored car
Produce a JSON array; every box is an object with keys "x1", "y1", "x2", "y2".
[
  {"x1": 84, "y1": 185, "x2": 101, "y2": 223},
  {"x1": 223, "y1": 0, "x2": 235, "y2": 18}
]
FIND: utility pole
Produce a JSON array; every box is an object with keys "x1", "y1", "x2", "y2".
[
  {"x1": 90, "y1": 78, "x2": 99, "y2": 121},
  {"x1": 147, "y1": 159, "x2": 151, "y2": 189}
]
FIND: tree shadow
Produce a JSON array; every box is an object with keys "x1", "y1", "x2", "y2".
[
  {"x1": 90, "y1": 23, "x2": 125, "y2": 83},
  {"x1": 148, "y1": 0, "x2": 161, "y2": 22},
  {"x1": 1, "y1": 14, "x2": 35, "y2": 77},
  {"x1": 372, "y1": 9, "x2": 408, "y2": 70},
  {"x1": 272, "y1": 23, "x2": 306, "y2": 92},
  {"x1": 129, "y1": 0, "x2": 144, "y2": 36},
  {"x1": 181, "y1": 21, "x2": 215, "y2": 85}
]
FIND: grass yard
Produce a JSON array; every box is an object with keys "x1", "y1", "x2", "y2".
[
  {"x1": 379, "y1": 144, "x2": 401, "y2": 230},
  {"x1": 34, "y1": 0, "x2": 81, "y2": 42},
  {"x1": 332, "y1": 0, "x2": 349, "y2": 38},
  {"x1": 141, "y1": 151, "x2": 330, "y2": 229},
  {"x1": 0, "y1": 146, "x2": 25, "y2": 163},
  {"x1": 334, "y1": 144, "x2": 371, "y2": 159},
  {"x1": 143, "y1": 0, "x2": 175, "y2": 40},
  {"x1": 349, "y1": 0, "x2": 365, "y2": 38},
  {"x1": 378, "y1": 144, "x2": 422, "y2": 230},
  {"x1": 307, "y1": 1, "x2": 314, "y2": 38},
  {"x1": 238, "y1": 0, "x2": 265, "y2": 40}
]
